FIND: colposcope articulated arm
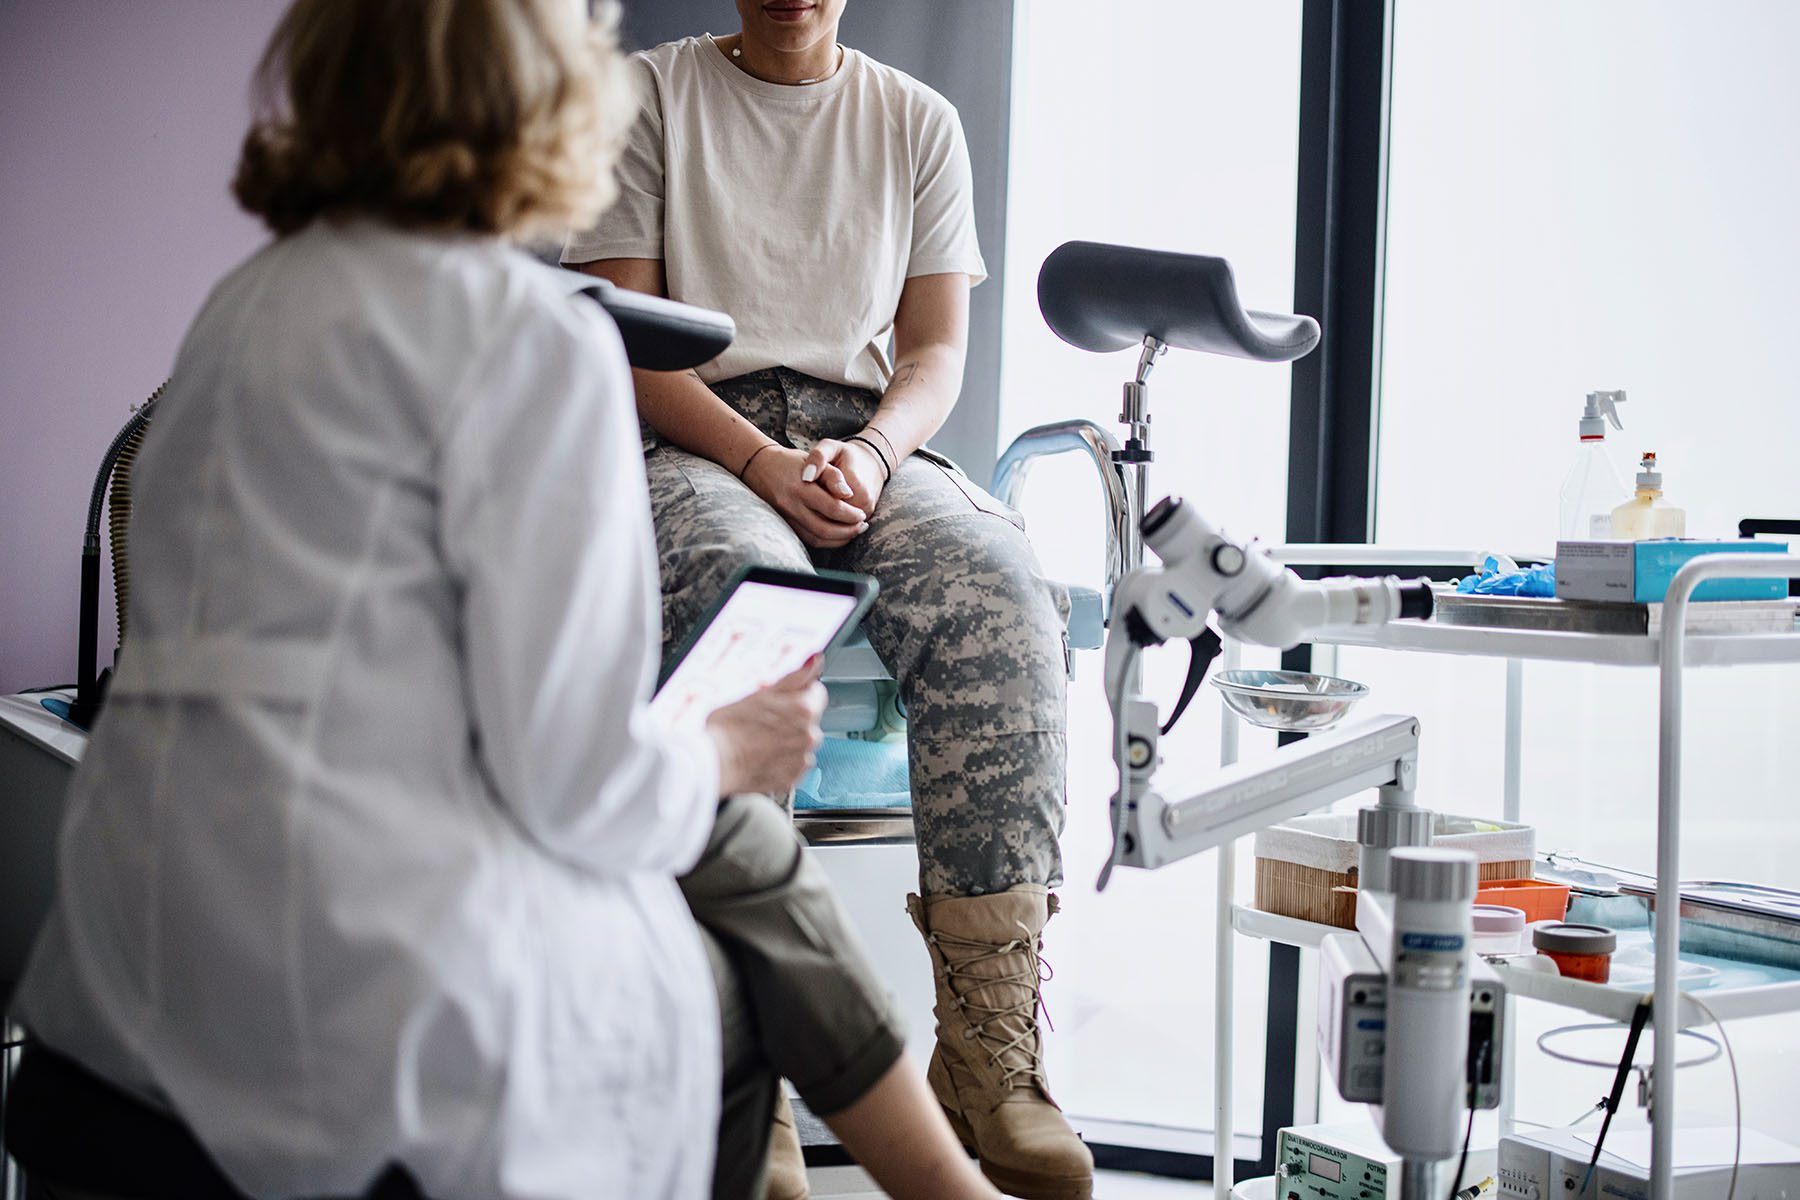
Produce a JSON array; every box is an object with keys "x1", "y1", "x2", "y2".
[{"x1": 1095, "y1": 496, "x2": 1433, "y2": 889}]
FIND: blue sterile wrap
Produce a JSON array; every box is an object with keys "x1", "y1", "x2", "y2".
[
  {"x1": 1456, "y1": 555, "x2": 1557, "y2": 598},
  {"x1": 795, "y1": 736, "x2": 912, "y2": 810},
  {"x1": 1566, "y1": 893, "x2": 1652, "y2": 930}
]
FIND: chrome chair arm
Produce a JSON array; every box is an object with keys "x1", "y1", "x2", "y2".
[{"x1": 991, "y1": 418, "x2": 1135, "y2": 606}]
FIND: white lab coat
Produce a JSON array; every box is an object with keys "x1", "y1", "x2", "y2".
[{"x1": 17, "y1": 221, "x2": 723, "y2": 1200}]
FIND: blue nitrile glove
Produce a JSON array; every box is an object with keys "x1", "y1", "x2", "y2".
[{"x1": 1456, "y1": 555, "x2": 1556, "y2": 597}]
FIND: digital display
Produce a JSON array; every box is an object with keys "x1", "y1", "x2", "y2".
[
  {"x1": 1309, "y1": 1153, "x2": 1342, "y2": 1182},
  {"x1": 651, "y1": 580, "x2": 859, "y2": 734}
]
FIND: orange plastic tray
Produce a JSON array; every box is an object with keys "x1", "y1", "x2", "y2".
[{"x1": 1474, "y1": 878, "x2": 1570, "y2": 924}]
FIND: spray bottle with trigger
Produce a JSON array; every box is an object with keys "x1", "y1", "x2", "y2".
[{"x1": 1558, "y1": 389, "x2": 1628, "y2": 540}]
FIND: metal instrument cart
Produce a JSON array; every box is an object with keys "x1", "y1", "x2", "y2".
[{"x1": 1209, "y1": 549, "x2": 1800, "y2": 1199}]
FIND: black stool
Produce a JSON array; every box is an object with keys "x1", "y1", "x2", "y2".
[{"x1": 3, "y1": 1044, "x2": 426, "y2": 1200}]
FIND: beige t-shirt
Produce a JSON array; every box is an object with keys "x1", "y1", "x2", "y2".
[{"x1": 564, "y1": 35, "x2": 986, "y2": 393}]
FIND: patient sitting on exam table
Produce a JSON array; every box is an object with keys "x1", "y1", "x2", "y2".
[
  {"x1": 9, "y1": 3, "x2": 999, "y2": 1199},
  {"x1": 565, "y1": 8, "x2": 1089, "y2": 1194}
]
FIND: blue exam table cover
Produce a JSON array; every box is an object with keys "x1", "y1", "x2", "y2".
[{"x1": 795, "y1": 736, "x2": 911, "y2": 810}]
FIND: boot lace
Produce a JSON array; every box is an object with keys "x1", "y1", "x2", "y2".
[{"x1": 929, "y1": 921, "x2": 1057, "y2": 1091}]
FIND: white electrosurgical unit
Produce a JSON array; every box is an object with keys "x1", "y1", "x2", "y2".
[{"x1": 1498, "y1": 1125, "x2": 1800, "y2": 1200}]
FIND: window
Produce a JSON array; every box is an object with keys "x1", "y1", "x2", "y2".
[
  {"x1": 1323, "y1": 0, "x2": 1800, "y2": 1139},
  {"x1": 998, "y1": 0, "x2": 1304, "y2": 1158}
]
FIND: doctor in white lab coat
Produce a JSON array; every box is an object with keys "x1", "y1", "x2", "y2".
[{"x1": 13, "y1": 3, "x2": 810, "y2": 1198}]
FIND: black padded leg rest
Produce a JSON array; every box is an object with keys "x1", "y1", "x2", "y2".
[
  {"x1": 1037, "y1": 240, "x2": 1321, "y2": 361},
  {"x1": 3, "y1": 1045, "x2": 427, "y2": 1200}
]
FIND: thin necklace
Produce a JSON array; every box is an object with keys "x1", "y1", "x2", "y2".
[{"x1": 717, "y1": 36, "x2": 844, "y2": 85}]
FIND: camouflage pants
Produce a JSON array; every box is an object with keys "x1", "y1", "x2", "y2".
[{"x1": 645, "y1": 368, "x2": 1069, "y2": 897}]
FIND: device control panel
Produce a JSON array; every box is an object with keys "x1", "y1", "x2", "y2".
[
  {"x1": 1320, "y1": 932, "x2": 1507, "y2": 1109},
  {"x1": 1276, "y1": 1127, "x2": 1394, "y2": 1200}
]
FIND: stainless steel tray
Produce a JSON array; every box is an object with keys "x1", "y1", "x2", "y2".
[
  {"x1": 1434, "y1": 590, "x2": 1800, "y2": 635},
  {"x1": 1619, "y1": 879, "x2": 1800, "y2": 970},
  {"x1": 1539, "y1": 853, "x2": 1800, "y2": 969}
]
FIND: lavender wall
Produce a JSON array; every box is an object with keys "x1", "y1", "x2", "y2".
[{"x1": 0, "y1": 1, "x2": 287, "y2": 692}]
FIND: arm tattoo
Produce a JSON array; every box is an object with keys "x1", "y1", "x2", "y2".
[{"x1": 890, "y1": 362, "x2": 919, "y2": 390}]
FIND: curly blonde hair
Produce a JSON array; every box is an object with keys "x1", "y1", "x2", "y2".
[{"x1": 234, "y1": 0, "x2": 630, "y2": 239}]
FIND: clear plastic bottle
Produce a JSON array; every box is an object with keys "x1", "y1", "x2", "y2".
[
  {"x1": 1610, "y1": 451, "x2": 1687, "y2": 539},
  {"x1": 1558, "y1": 390, "x2": 1629, "y2": 540}
]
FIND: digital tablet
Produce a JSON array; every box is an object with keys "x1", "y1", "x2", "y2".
[{"x1": 650, "y1": 566, "x2": 879, "y2": 734}]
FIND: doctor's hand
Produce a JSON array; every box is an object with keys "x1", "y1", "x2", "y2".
[
  {"x1": 801, "y1": 438, "x2": 887, "y2": 519},
  {"x1": 742, "y1": 446, "x2": 868, "y2": 549},
  {"x1": 706, "y1": 655, "x2": 827, "y2": 797}
]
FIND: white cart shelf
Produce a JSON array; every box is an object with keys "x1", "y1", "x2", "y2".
[
  {"x1": 1207, "y1": 548, "x2": 1800, "y2": 1200},
  {"x1": 1231, "y1": 903, "x2": 1800, "y2": 1029}
]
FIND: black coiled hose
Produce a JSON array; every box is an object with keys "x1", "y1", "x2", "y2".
[
  {"x1": 70, "y1": 382, "x2": 166, "y2": 729},
  {"x1": 105, "y1": 388, "x2": 161, "y2": 642}
]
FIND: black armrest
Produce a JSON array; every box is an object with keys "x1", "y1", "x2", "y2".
[{"x1": 553, "y1": 269, "x2": 736, "y2": 372}]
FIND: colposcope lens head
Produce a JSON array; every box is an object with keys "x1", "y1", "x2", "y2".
[
  {"x1": 1141, "y1": 495, "x2": 1182, "y2": 538},
  {"x1": 1141, "y1": 495, "x2": 1211, "y2": 565}
]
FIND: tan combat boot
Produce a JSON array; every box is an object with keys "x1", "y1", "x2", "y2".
[
  {"x1": 907, "y1": 886, "x2": 1093, "y2": 1200},
  {"x1": 764, "y1": 1090, "x2": 809, "y2": 1200}
]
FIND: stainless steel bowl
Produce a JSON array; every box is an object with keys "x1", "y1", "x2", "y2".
[{"x1": 1209, "y1": 669, "x2": 1369, "y2": 731}]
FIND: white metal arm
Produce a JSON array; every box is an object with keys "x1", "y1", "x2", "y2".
[{"x1": 1110, "y1": 711, "x2": 1421, "y2": 872}]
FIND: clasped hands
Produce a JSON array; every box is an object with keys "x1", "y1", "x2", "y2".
[{"x1": 742, "y1": 434, "x2": 891, "y2": 549}]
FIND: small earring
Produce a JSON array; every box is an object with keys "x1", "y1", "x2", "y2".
[{"x1": 732, "y1": 47, "x2": 741, "y2": 57}]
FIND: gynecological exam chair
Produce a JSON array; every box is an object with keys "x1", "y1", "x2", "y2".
[
  {"x1": 798, "y1": 246, "x2": 1486, "y2": 1198},
  {"x1": 782, "y1": 241, "x2": 1332, "y2": 1170}
]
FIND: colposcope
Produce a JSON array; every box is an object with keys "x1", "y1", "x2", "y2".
[{"x1": 1097, "y1": 494, "x2": 1500, "y2": 1200}]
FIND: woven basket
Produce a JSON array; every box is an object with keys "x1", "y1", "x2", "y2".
[{"x1": 1253, "y1": 813, "x2": 1534, "y2": 929}]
